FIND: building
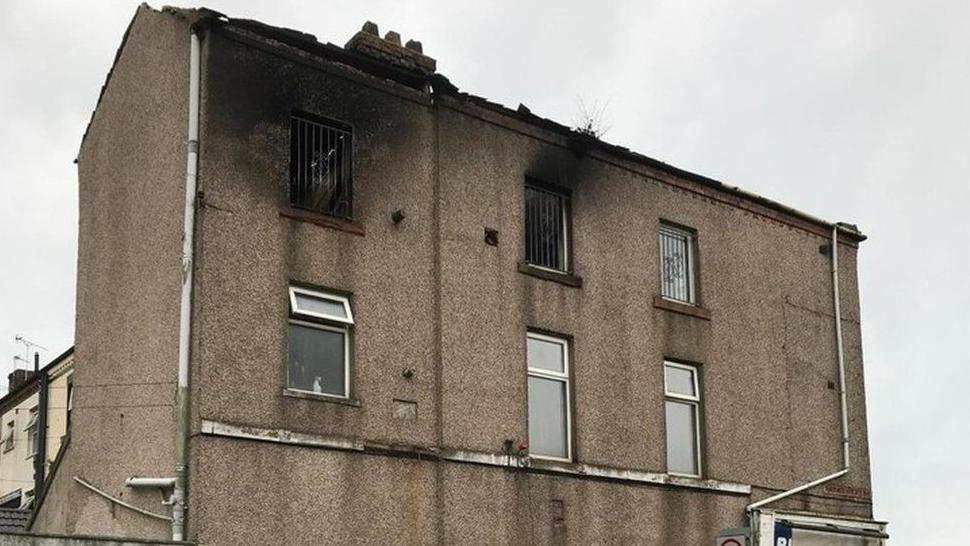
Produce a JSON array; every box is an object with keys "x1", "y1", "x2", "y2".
[
  {"x1": 0, "y1": 348, "x2": 74, "y2": 513},
  {"x1": 30, "y1": 5, "x2": 887, "y2": 544}
]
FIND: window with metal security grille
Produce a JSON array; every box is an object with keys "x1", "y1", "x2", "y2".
[
  {"x1": 664, "y1": 361, "x2": 702, "y2": 477},
  {"x1": 659, "y1": 223, "x2": 696, "y2": 304},
  {"x1": 287, "y1": 286, "x2": 354, "y2": 399},
  {"x1": 289, "y1": 114, "x2": 353, "y2": 218},
  {"x1": 527, "y1": 332, "x2": 572, "y2": 461},
  {"x1": 525, "y1": 183, "x2": 570, "y2": 272}
]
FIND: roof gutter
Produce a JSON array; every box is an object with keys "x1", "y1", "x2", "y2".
[{"x1": 747, "y1": 225, "x2": 851, "y2": 514}]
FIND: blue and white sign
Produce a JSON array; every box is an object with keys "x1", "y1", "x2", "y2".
[{"x1": 774, "y1": 522, "x2": 793, "y2": 546}]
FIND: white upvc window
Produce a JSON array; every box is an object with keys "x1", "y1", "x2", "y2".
[
  {"x1": 287, "y1": 286, "x2": 354, "y2": 399},
  {"x1": 24, "y1": 407, "x2": 38, "y2": 457},
  {"x1": 664, "y1": 361, "x2": 702, "y2": 477},
  {"x1": 659, "y1": 223, "x2": 697, "y2": 304},
  {"x1": 526, "y1": 332, "x2": 572, "y2": 461}
]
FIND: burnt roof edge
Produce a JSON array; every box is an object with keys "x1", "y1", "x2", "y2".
[
  {"x1": 430, "y1": 86, "x2": 866, "y2": 243},
  {"x1": 79, "y1": 4, "x2": 865, "y2": 243}
]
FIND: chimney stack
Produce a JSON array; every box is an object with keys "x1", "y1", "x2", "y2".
[
  {"x1": 8, "y1": 369, "x2": 35, "y2": 394},
  {"x1": 345, "y1": 21, "x2": 436, "y2": 75}
]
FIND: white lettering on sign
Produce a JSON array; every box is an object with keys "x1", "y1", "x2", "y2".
[{"x1": 776, "y1": 539, "x2": 791, "y2": 546}]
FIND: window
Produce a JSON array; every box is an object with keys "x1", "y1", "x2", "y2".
[
  {"x1": 664, "y1": 362, "x2": 702, "y2": 476},
  {"x1": 527, "y1": 332, "x2": 571, "y2": 461},
  {"x1": 289, "y1": 114, "x2": 353, "y2": 219},
  {"x1": 2, "y1": 421, "x2": 13, "y2": 452},
  {"x1": 525, "y1": 183, "x2": 570, "y2": 272},
  {"x1": 25, "y1": 407, "x2": 38, "y2": 457},
  {"x1": 66, "y1": 374, "x2": 74, "y2": 431},
  {"x1": 287, "y1": 286, "x2": 353, "y2": 398},
  {"x1": 659, "y1": 223, "x2": 696, "y2": 304}
]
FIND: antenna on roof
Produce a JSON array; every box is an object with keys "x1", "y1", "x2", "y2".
[{"x1": 13, "y1": 335, "x2": 47, "y2": 368}]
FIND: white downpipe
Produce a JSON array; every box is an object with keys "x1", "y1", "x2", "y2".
[
  {"x1": 747, "y1": 225, "x2": 851, "y2": 513},
  {"x1": 172, "y1": 30, "x2": 201, "y2": 542}
]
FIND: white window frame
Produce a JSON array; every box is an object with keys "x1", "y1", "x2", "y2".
[
  {"x1": 287, "y1": 286, "x2": 354, "y2": 399},
  {"x1": 289, "y1": 286, "x2": 354, "y2": 325},
  {"x1": 526, "y1": 332, "x2": 572, "y2": 462},
  {"x1": 663, "y1": 361, "x2": 702, "y2": 477},
  {"x1": 659, "y1": 223, "x2": 696, "y2": 305},
  {"x1": 24, "y1": 407, "x2": 38, "y2": 458}
]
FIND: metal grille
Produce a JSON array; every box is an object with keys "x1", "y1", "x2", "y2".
[
  {"x1": 289, "y1": 115, "x2": 353, "y2": 218},
  {"x1": 659, "y1": 224, "x2": 694, "y2": 303},
  {"x1": 525, "y1": 185, "x2": 569, "y2": 271}
]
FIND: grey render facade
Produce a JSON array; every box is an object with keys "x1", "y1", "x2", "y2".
[{"x1": 31, "y1": 5, "x2": 884, "y2": 545}]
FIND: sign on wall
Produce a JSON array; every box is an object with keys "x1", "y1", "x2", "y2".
[
  {"x1": 774, "y1": 522, "x2": 793, "y2": 545},
  {"x1": 717, "y1": 528, "x2": 749, "y2": 546}
]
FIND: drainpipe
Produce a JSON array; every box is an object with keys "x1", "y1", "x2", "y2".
[
  {"x1": 32, "y1": 353, "x2": 49, "y2": 501},
  {"x1": 172, "y1": 28, "x2": 201, "y2": 542},
  {"x1": 747, "y1": 225, "x2": 852, "y2": 517},
  {"x1": 32, "y1": 359, "x2": 49, "y2": 501}
]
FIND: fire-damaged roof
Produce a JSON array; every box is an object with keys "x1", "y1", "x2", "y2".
[{"x1": 84, "y1": 4, "x2": 865, "y2": 242}]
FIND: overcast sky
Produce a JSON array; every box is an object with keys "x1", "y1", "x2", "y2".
[{"x1": 2, "y1": 0, "x2": 967, "y2": 543}]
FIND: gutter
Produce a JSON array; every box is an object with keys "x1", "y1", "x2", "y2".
[{"x1": 747, "y1": 225, "x2": 852, "y2": 514}]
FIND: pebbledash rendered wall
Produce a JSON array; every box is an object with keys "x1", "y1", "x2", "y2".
[{"x1": 35, "y1": 5, "x2": 876, "y2": 545}]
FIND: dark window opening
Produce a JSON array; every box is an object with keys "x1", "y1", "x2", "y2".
[
  {"x1": 525, "y1": 184, "x2": 570, "y2": 272},
  {"x1": 289, "y1": 114, "x2": 353, "y2": 219}
]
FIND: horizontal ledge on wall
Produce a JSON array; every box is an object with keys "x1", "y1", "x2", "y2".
[
  {"x1": 517, "y1": 262, "x2": 583, "y2": 288},
  {"x1": 283, "y1": 389, "x2": 362, "y2": 407},
  {"x1": 200, "y1": 419, "x2": 750, "y2": 495},
  {"x1": 652, "y1": 295, "x2": 712, "y2": 320},
  {"x1": 279, "y1": 207, "x2": 366, "y2": 236}
]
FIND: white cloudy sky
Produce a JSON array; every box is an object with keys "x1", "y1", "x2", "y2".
[{"x1": 1, "y1": 1, "x2": 967, "y2": 542}]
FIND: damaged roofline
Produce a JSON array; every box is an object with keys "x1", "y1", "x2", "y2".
[{"x1": 79, "y1": 4, "x2": 866, "y2": 242}]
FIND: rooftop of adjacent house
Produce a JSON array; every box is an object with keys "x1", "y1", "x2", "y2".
[
  {"x1": 0, "y1": 347, "x2": 74, "y2": 415},
  {"x1": 0, "y1": 508, "x2": 30, "y2": 533},
  {"x1": 84, "y1": 4, "x2": 865, "y2": 242}
]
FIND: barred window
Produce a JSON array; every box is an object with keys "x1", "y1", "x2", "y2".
[
  {"x1": 659, "y1": 223, "x2": 696, "y2": 304},
  {"x1": 525, "y1": 183, "x2": 570, "y2": 272},
  {"x1": 289, "y1": 114, "x2": 353, "y2": 219}
]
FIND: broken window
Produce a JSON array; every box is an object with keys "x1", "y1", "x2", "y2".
[
  {"x1": 525, "y1": 182, "x2": 571, "y2": 272},
  {"x1": 289, "y1": 114, "x2": 353, "y2": 219},
  {"x1": 287, "y1": 286, "x2": 353, "y2": 399}
]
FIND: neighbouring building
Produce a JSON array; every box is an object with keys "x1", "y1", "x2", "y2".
[
  {"x1": 30, "y1": 5, "x2": 887, "y2": 545},
  {"x1": 0, "y1": 348, "x2": 74, "y2": 515}
]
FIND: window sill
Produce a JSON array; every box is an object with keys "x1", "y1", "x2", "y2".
[
  {"x1": 652, "y1": 295, "x2": 711, "y2": 321},
  {"x1": 279, "y1": 207, "x2": 365, "y2": 237},
  {"x1": 517, "y1": 262, "x2": 583, "y2": 288},
  {"x1": 283, "y1": 389, "x2": 361, "y2": 407}
]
